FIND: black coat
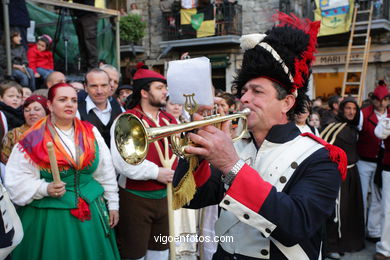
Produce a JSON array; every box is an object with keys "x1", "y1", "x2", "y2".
[{"x1": 0, "y1": 102, "x2": 24, "y2": 131}]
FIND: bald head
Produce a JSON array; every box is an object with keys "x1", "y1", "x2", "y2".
[
  {"x1": 46, "y1": 71, "x2": 66, "y2": 89},
  {"x1": 100, "y1": 65, "x2": 120, "y2": 96}
]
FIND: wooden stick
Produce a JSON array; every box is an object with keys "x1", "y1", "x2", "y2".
[
  {"x1": 166, "y1": 182, "x2": 175, "y2": 260},
  {"x1": 160, "y1": 141, "x2": 177, "y2": 260},
  {"x1": 46, "y1": 142, "x2": 61, "y2": 184},
  {"x1": 151, "y1": 142, "x2": 176, "y2": 260},
  {"x1": 144, "y1": 119, "x2": 176, "y2": 260}
]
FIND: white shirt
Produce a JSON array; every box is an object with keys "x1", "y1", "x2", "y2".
[
  {"x1": 357, "y1": 109, "x2": 387, "y2": 131},
  {"x1": 0, "y1": 111, "x2": 7, "y2": 135},
  {"x1": 375, "y1": 109, "x2": 387, "y2": 121},
  {"x1": 4, "y1": 127, "x2": 119, "y2": 210},
  {"x1": 358, "y1": 109, "x2": 387, "y2": 147},
  {"x1": 76, "y1": 96, "x2": 112, "y2": 126},
  {"x1": 0, "y1": 112, "x2": 8, "y2": 182}
]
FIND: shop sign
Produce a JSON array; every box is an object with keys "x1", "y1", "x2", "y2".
[
  {"x1": 315, "y1": 53, "x2": 362, "y2": 65},
  {"x1": 314, "y1": 50, "x2": 390, "y2": 66}
]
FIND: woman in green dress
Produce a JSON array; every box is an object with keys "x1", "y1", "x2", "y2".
[{"x1": 4, "y1": 83, "x2": 120, "y2": 260}]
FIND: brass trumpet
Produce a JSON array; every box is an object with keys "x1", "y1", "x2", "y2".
[{"x1": 114, "y1": 108, "x2": 251, "y2": 165}]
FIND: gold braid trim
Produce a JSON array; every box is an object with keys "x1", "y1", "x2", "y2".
[{"x1": 172, "y1": 156, "x2": 198, "y2": 209}]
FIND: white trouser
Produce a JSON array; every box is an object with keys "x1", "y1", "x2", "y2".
[
  {"x1": 131, "y1": 249, "x2": 169, "y2": 260},
  {"x1": 377, "y1": 170, "x2": 390, "y2": 256},
  {"x1": 199, "y1": 205, "x2": 218, "y2": 260},
  {"x1": 357, "y1": 160, "x2": 382, "y2": 237}
]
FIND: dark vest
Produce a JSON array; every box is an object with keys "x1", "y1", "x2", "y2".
[
  {"x1": 357, "y1": 105, "x2": 390, "y2": 161},
  {"x1": 78, "y1": 97, "x2": 122, "y2": 148}
]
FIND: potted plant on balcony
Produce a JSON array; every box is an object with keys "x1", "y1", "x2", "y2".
[{"x1": 120, "y1": 14, "x2": 146, "y2": 46}]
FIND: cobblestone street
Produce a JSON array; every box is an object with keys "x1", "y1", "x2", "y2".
[{"x1": 325, "y1": 240, "x2": 376, "y2": 260}]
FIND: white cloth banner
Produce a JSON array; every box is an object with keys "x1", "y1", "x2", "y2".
[{"x1": 167, "y1": 57, "x2": 214, "y2": 106}]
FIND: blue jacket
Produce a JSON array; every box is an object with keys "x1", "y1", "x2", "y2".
[{"x1": 175, "y1": 122, "x2": 342, "y2": 259}]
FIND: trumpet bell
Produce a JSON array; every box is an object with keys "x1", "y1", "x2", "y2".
[{"x1": 114, "y1": 114, "x2": 148, "y2": 165}]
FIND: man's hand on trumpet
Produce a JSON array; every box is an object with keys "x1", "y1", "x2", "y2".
[{"x1": 184, "y1": 100, "x2": 240, "y2": 175}]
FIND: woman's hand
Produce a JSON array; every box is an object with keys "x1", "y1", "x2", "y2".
[
  {"x1": 109, "y1": 210, "x2": 119, "y2": 228},
  {"x1": 47, "y1": 181, "x2": 66, "y2": 198},
  {"x1": 34, "y1": 72, "x2": 40, "y2": 78}
]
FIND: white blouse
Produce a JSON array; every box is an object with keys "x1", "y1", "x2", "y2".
[{"x1": 4, "y1": 127, "x2": 119, "y2": 210}]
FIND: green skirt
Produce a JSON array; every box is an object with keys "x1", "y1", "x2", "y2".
[{"x1": 12, "y1": 197, "x2": 120, "y2": 260}]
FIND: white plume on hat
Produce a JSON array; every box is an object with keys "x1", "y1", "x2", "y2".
[{"x1": 239, "y1": 33, "x2": 267, "y2": 51}]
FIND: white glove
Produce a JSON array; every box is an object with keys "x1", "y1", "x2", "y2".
[{"x1": 375, "y1": 118, "x2": 390, "y2": 139}]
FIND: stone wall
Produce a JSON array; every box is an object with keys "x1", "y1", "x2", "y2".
[
  {"x1": 240, "y1": 0, "x2": 279, "y2": 34},
  {"x1": 120, "y1": 0, "x2": 164, "y2": 61}
]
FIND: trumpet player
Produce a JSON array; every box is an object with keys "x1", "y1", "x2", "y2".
[
  {"x1": 174, "y1": 13, "x2": 347, "y2": 259},
  {"x1": 110, "y1": 65, "x2": 177, "y2": 260}
]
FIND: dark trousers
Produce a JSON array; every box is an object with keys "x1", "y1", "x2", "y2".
[
  {"x1": 12, "y1": 67, "x2": 35, "y2": 90},
  {"x1": 116, "y1": 188, "x2": 169, "y2": 259},
  {"x1": 74, "y1": 13, "x2": 98, "y2": 72}
]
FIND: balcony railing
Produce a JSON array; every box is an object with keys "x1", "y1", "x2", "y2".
[
  {"x1": 161, "y1": 4, "x2": 242, "y2": 41},
  {"x1": 356, "y1": 0, "x2": 389, "y2": 20}
]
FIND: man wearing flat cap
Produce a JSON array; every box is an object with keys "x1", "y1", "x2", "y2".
[
  {"x1": 357, "y1": 80, "x2": 390, "y2": 253},
  {"x1": 173, "y1": 12, "x2": 346, "y2": 259}
]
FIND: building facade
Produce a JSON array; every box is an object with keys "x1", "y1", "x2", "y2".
[{"x1": 119, "y1": 0, "x2": 390, "y2": 100}]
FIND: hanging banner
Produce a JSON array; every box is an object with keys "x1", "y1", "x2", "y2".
[
  {"x1": 314, "y1": 0, "x2": 354, "y2": 36},
  {"x1": 180, "y1": 5, "x2": 215, "y2": 38}
]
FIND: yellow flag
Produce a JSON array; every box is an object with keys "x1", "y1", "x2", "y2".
[
  {"x1": 180, "y1": 8, "x2": 197, "y2": 25},
  {"x1": 315, "y1": 0, "x2": 354, "y2": 36},
  {"x1": 68, "y1": 0, "x2": 105, "y2": 9},
  {"x1": 95, "y1": 0, "x2": 105, "y2": 9},
  {"x1": 197, "y1": 20, "x2": 215, "y2": 38},
  {"x1": 180, "y1": 7, "x2": 215, "y2": 38}
]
